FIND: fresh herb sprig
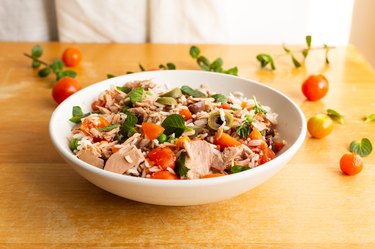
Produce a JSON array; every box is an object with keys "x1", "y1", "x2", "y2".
[
  {"x1": 107, "y1": 62, "x2": 176, "y2": 78},
  {"x1": 256, "y1": 35, "x2": 334, "y2": 70},
  {"x1": 24, "y1": 44, "x2": 77, "y2": 81},
  {"x1": 349, "y1": 138, "x2": 372, "y2": 157},
  {"x1": 189, "y1": 46, "x2": 238, "y2": 76},
  {"x1": 327, "y1": 109, "x2": 344, "y2": 125},
  {"x1": 364, "y1": 114, "x2": 375, "y2": 123}
]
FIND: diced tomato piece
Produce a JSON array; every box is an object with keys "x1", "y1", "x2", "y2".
[
  {"x1": 179, "y1": 108, "x2": 192, "y2": 121},
  {"x1": 175, "y1": 136, "x2": 191, "y2": 148},
  {"x1": 217, "y1": 103, "x2": 231, "y2": 109},
  {"x1": 80, "y1": 116, "x2": 109, "y2": 136},
  {"x1": 260, "y1": 142, "x2": 276, "y2": 164},
  {"x1": 151, "y1": 171, "x2": 179, "y2": 180},
  {"x1": 249, "y1": 128, "x2": 264, "y2": 140},
  {"x1": 91, "y1": 99, "x2": 106, "y2": 112},
  {"x1": 142, "y1": 122, "x2": 165, "y2": 140},
  {"x1": 214, "y1": 132, "x2": 241, "y2": 150},
  {"x1": 147, "y1": 147, "x2": 176, "y2": 170},
  {"x1": 201, "y1": 173, "x2": 225, "y2": 178}
]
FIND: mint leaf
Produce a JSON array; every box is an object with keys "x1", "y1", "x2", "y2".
[
  {"x1": 231, "y1": 165, "x2": 250, "y2": 174},
  {"x1": 181, "y1": 85, "x2": 206, "y2": 98},
  {"x1": 327, "y1": 108, "x2": 344, "y2": 124},
  {"x1": 190, "y1": 46, "x2": 200, "y2": 59},
  {"x1": 99, "y1": 124, "x2": 120, "y2": 132},
  {"x1": 256, "y1": 54, "x2": 276, "y2": 70},
  {"x1": 69, "y1": 106, "x2": 87, "y2": 123},
  {"x1": 120, "y1": 113, "x2": 138, "y2": 138},
  {"x1": 31, "y1": 44, "x2": 43, "y2": 58},
  {"x1": 349, "y1": 138, "x2": 372, "y2": 157},
  {"x1": 175, "y1": 152, "x2": 189, "y2": 177},
  {"x1": 161, "y1": 114, "x2": 186, "y2": 138},
  {"x1": 252, "y1": 96, "x2": 267, "y2": 114},
  {"x1": 129, "y1": 87, "x2": 144, "y2": 104},
  {"x1": 211, "y1": 94, "x2": 227, "y2": 104}
]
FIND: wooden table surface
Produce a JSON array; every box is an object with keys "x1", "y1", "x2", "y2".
[{"x1": 1, "y1": 42, "x2": 375, "y2": 248}]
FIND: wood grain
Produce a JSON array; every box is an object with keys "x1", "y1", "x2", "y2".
[{"x1": 0, "y1": 42, "x2": 374, "y2": 248}]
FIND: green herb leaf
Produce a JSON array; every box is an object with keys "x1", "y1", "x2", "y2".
[
  {"x1": 349, "y1": 138, "x2": 372, "y2": 157},
  {"x1": 139, "y1": 64, "x2": 146, "y2": 71},
  {"x1": 31, "y1": 44, "x2": 43, "y2": 58},
  {"x1": 211, "y1": 93, "x2": 227, "y2": 104},
  {"x1": 120, "y1": 113, "x2": 138, "y2": 138},
  {"x1": 197, "y1": 56, "x2": 211, "y2": 71},
  {"x1": 129, "y1": 87, "x2": 144, "y2": 104},
  {"x1": 256, "y1": 54, "x2": 276, "y2": 70},
  {"x1": 224, "y1": 67, "x2": 239, "y2": 75},
  {"x1": 69, "y1": 138, "x2": 80, "y2": 151},
  {"x1": 190, "y1": 46, "x2": 200, "y2": 59},
  {"x1": 175, "y1": 152, "x2": 189, "y2": 177},
  {"x1": 116, "y1": 86, "x2": 131, "y2": 93},
  {"x1": 181, "y1": 85, "x2": 206, "y2": 98},
  {"x1": 166, "y1": 63, "x2": 176, "y2": 70},
  {"x1": 364, "y1": 114, "x2": 375, "y2": 123},
  {"x1": 38, "y1": 67, "x2": 51, "y2": 77},
  {"x1": 161, "y1": 114, "x2": 187, "y2": 138},
  {"x1": 291, "y1": 55, "x2": 301, "y2": 68},
  {"x1": 282, "y1": 45, "x2": 291, "y2": 53},
  {"x1": 210, "y1": 58, "x2": 223, "y2": 72},
  {"x1": 231, "y1": 165, "x2": 250, "y2": 174},
  {"x1": 302, "y1": 49, "x2": 309, "y2": 59},
  {"x1": 252, "y1": 96, "x2": 267, "y2": 114},
  {"x1": 327, "y1": 108, "x2": 344, "y2": 124},
  {"x1": 107, "y1": 74, "x2": 115, "y2": 79},
  {"x1": 324, "y1": 44, "x2": 330, "y2": 64},
  {"x1": 236, "y1": 122, "x2": 251, "y2": 139},
  {"x1": 99, "y1": 124, "x2": 120, "y2": 132},
  {"x1": 306, "y1": 35, "x2": 312, "y2": 48},
  {"x1": 50, "y1": 59, "x2": 64, "y2": 73},
  {"x1": 69, "y1": 106, "x2": 84, "y2": 123},
  {"x1": 32, "y1": 60, "x2": 41, "y2": 68}
]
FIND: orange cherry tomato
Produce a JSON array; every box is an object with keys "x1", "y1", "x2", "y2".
[
  {"x1": 147, "y1": 147, "x2": 176, "y2": 170},
  {"x1": 151, "y1": 171, "x2": 179, "y2": 180},
  {"x1": 62, "y1": 48, "x2": 82, "y2": 67},
  {"x1": 340, "y1": 153, "x2": 363, "y2": 176},
  {"x1": 302, "y1": 74, "x2": 329, "y2": 101},
  {"x1": 307, "y1": 114, "x2": 333, "y2": 139},
  {"x1": 52, "y1": 77, "x2": 81, "y2": 104}
]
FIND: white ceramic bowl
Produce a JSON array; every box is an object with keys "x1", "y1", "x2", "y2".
[{"x1": 49, "y1": 70, "x2": 306, "y2": 206}]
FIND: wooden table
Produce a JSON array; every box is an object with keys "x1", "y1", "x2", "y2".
[{"x1": 1, "y1": 42, "x2": 374, "y2": 248}]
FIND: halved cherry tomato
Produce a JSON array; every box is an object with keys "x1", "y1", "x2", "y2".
[
  {"x1": 259, "y1": 142, "x2": 276, "y2": 164},
  {"x1": 91, "y1": 99, "x2": 106, "y2": 112},
  {"x1": 307, "y1": 114, "x2": 333, "y2": 139},
  {"x1": 62, "y1": 48, "x2": 82, "y2": 67},
  {"x1": 52, "y1": 77, "x2": 81, "y2": 104},
  {"x1": 179, "y1": 108, "x2": 192, "y2": 121},
  {"x1": 151, "y1": 171, "x2": 178, "y2": 180},
  {"x1": 147, "y1": 147, "x2": 176, "y2": 170},
  {"x1": 249, "y1": 128, "x2": 264, "y2": 140},
  {"x1": 141, "y1": 122, "x2": 165, "y2": 140},
  {"x1": 302, "y1": 74, "x2": 329, "y2": 101},
  {"x1": 340, "y1": 153, "x2": 363, "y2": 176}
]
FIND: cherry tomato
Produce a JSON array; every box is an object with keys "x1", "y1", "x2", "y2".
[
  {"x1": 147, "y1": 147, "x2": 176, "y2": 170},
  {"x1": 62, "y1": 48, "x2": 82, "y2": 67},
  {"x1": 52, "y1": 77, "x2": 81, "y2": 104},
  {"x1": 340, "y1": 153, "x2": 363, "y2": 176},
  {"x1": 151, "y1": 171, "x2": 178, "y2": 180},
  {"x1": 302, "y1": 74, "x2": 329, "y2": 101},
  {"x1": 307, "y1": 114, "x2": 333, "y2": 139}
]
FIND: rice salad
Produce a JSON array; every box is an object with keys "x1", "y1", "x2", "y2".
[{"x1": 68, "y1": 79, "x2": 285, "y2": 180}]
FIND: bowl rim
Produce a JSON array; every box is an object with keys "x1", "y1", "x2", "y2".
[{"x1": 49, "y1": 70, "x2": 306, "y2": 187}]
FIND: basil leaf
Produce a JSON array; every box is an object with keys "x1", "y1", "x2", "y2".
[
  {"x1": 211, "y1": 94, "x2": 227, "y2": 104},
  {"x1": 69, "y1": 106, "x2": 85, "y2": 123},
  {"x1": 38, "y1": 67, "x2": 51, "y2": 77},
  {"x1": 99, "y1": 124, "x2": 120, "y2": 132},
  {"x1": 231, "y1": 165, "x2": 250, "y2": 174},
  {"x1": 190, "y1": 46, "x2": 200, "y2": 59},
  {"x1": 32, "y1": 60, "x2": 41, "y2": 68},
  {"x1": 129, "y1": 87, "x2": 144, "y2": 104},
  {"x1": 175, "y1": 152, "x2": 189, "y2": 177},
  {"x1": 107, "y1": 74, "x2": 115, "y2": 79},
  {"x1": 116, "y1": 86, "x2": 131, "y2": 93},
  {"x1": 181, "y1": 85, "x2": 206, "y2": 98},
  {"x1": 349, "y1": 138, "x2": 372, "y2": 157},
  {"x1": 210, "y1": 58, "x2": 223, "y2": 72},
  {"x1": 120, "y1": 113, "x2": 138, "y2": 138},
  {"x1": 252, "y1": 96, "x2": 267, "y2": 114},
  {"x1": 31, "y1": 44, "x2": 43, "y2": 58},
  {"x1": 236, "y1": 122, "x2": 251, "y2": 139},
  {"x1": 166, "y1": 63, "x2": 176, "y2": 70},
  {"x1": 62, "y1": 70, "x2": 77, "y2": 78},
  {"x1": 161, "y1": 114, "x2": 186, "y2": 138},
  {"x1": 256, "y1": 54, "x2": 276, "y2": 70},
  {"x1": 302, "y1": 49, "x2": 309, "y2": 59},
  {"x1": 306, "y1": 35, "x2": 312, "y2": 48},
  {"x1": 50, "y1": 59, "x2": 64, "y2": 73},
  {"x1": 327, "y1": 108, "x2": 344, "y2": 124},
  {"x1": 197, "y1": 56, "x2": 210, "y2": 71},
  {"x1": 291, "y1": 56, "x2": 301, "y2": 68},
  {"x1": 224, "y1": 67, "x2": 238, "y2": 76},
  {"x1": 364, "y1": 114, "x2": 375, "y2": 123}
]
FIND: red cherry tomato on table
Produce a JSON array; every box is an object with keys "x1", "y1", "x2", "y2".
[
  {"x1": 62, "y1": 48, "x2": 82, "y2": 67},
  {"x1": 340, "y1": 153, "x2": 363, "y2": 176},
  {"x1": 52, "y1": 77, "x2": 82, "y2": 104},
  {"x1": 307, "y1": 114, "x2": 333, "y2": 139},
  {"x1": 302, "y1": 74, "x2": 329, "y2": 101}
]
